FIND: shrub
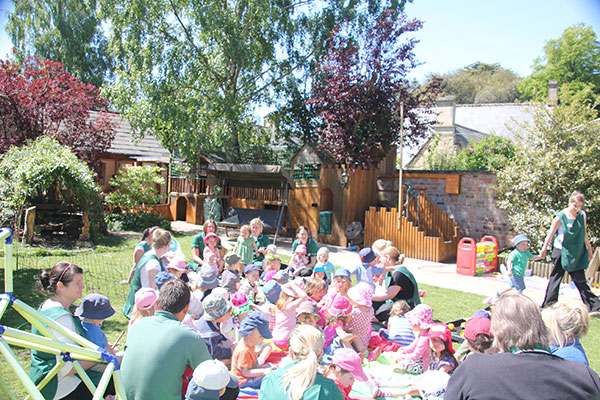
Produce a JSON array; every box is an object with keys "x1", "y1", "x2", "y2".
[
  {"x1": 105, "y1": 165, "x2": 165, "y2": 214},
  {"x1": 106, "y1": 213, "x2": 170, "y2": 233}
]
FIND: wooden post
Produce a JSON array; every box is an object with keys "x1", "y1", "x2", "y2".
[{"x1": 398, "y1": 103, "x2": 404, "y2": 229}]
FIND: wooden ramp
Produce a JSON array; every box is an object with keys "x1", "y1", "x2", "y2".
[{"x1": 364, "y1": 203, "x2": 460, "y2": 262}]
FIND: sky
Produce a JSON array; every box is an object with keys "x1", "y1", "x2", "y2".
[{"x1": 0, "y1": 0, "x2": 598, "y2": 82}]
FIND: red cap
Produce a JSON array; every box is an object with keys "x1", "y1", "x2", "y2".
[{"x1": 464, "y1": 317, "x2": 492, "y2": 341}]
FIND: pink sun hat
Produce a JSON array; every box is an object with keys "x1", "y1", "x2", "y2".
[
  {"x1": 203, "y1": 232, "x2": 219, "y2": 244},
  {"x1": 134, "y1": 287, "x2": 158, "y2": 310},
  {"x1": 167, "y1": 255, "x2": 188, "y2": 272},
  {"x1": 295, "y1": 244, "x2": 307, "y2": 255},
  {"x1": 405, "y1": 304, "x2": 434, "y2": 330},
  {"x1": 348, "y1": 282, "x2": 373, "y2": 307},
  {"x1": 332, "y1": 348, "x2": 369, "y2": 382},
  {"x1": 327, "y1": 294, "x2": 352, "y2": 317}
]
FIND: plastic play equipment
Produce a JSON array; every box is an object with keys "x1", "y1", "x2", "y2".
[
  {"x1": 0, "y1": 227, "x2": 127, "y2": 399},
  {"x1": 456, "y1": 235, "x2": 498, "y2": 276}
]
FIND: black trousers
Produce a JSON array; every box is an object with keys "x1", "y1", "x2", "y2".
[
  {"x1": 542, "y1": 248, "x2": 600, "y2": 311},
  {"x1": 59, "y1": 378, "x2": 115, "y2": 400}
]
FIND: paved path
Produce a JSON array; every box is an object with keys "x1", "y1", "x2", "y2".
[{"x1": 172, "y1": 221, "x2": 595, "y2": 307}]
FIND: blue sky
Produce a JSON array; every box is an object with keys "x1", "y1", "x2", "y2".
[{"x1": 0, "y1": 0, "x2": 598, "y2": 82}]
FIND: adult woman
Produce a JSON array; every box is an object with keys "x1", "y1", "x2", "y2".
[
  {"x1": 259, "y1": 325, "x2": 344, "y2": 400},
  {"x1": 191, "y1": 219, "x2": 221, "y2": 271},
  {"x1": 542, "y1": 302, "x2": 590, "y2": 365},
  {"x1": 539, "y1": 191, "x2": 600, "y2": 313},
  {"x1": 445, "y1": 292, "x2": 600, "y2": 399},
  {"x1": 291, "y1": 226, "x2": 318, "y2": 268},
  {"x1": 250, "y1": 217, "x2": 270, "y2": 263},
  {"x1": 31, "y1": 262, "x2": 114, "y2": 399},
  {"x1": 371, "y1": 246, "x2": 420, "y2": 323},
  {"x1": 121, "y1": 226, "x2": 157, "y2": 284},
  {"x1": 122, "y1": 228, "x2": 172, "y2": 318}
]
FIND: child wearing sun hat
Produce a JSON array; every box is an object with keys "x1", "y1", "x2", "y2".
[
  {"x1": 185, "y1": 359, "x2": 239, "y2": 400},
  {"x1": 324, "y1": 348, "x2": 370, "y2": 399},
  {"x1": 394, "y1": 304, "x2": 434, "y2": 374},
  {"x1": 346, "y1": 282, "x2": 375, "y2": 352}
]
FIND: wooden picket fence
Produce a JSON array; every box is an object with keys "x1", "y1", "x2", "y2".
[
  {"x1": 498, "y1": 255, "x2": 600, "y2": 287},
  {"x1": 364, "y1": 206, "x2": 460, "y2": 262}
]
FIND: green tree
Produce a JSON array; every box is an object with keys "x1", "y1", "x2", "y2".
[
  {"x1": 496, "y1": 95, "x2": 600, "y2": 250},
  {"x1": 428, "y1": 62, "x2": 521, "y2": 104},
  {"x1": 518, "y1": 24, "x2": 600, "y2": 104},
  {"x1": 103, "y1": 0, "x2": 409, "y2": 164},
  {"x1": 6, "y1": 0, "x2": 113, "y2": 87},
  {"x1": 105, "y1": 165, "x2": 165, "y2": 214},
  {"x1": 0, "y1": 136, "x2": 105, "y2": 240}
]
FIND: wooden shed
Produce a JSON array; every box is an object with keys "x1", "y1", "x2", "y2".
[{"x1": 288, "y1": 144, "x2": 396, "y2": 246}]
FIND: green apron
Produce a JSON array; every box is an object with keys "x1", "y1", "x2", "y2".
[
  {"x1": 122, "y1": 253, "x2": 163, "y2": 318},
  {"x1": 385, "y1": 266, "x2": 421, "y2": 306},
  {"x1": 30, "y1": 306, "x2": 102, "y2": 399},
  {"x1": 557, "y1": 211, "x2": 589, "y2": 272},
  {"x1": 137, "y1": 241, "x2": 151, "y2": 254}
]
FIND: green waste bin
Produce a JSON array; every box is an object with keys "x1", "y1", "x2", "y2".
[{"x1": 319, "y1": 211, "x2": 332, "y2": 235}]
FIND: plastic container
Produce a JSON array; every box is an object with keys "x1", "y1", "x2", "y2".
[{"x1": 457, "y1": 235, "x2": 498, "y2": 276}]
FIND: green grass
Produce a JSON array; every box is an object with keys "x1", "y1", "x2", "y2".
[{"x1": 1, "y1": 231, "x2": 599, "y2": 398}]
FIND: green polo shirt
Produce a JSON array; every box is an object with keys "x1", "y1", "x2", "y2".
[
  {"x1": 253, "y1": 233, "x2": 271, "y2": 263},
  {"x1": 508, "y1": 248, "x2": 533, "y2": 276},
  {"x1": 259, "y1": 361, "x2": 344, "y2": 400},
  {"x1": 121, "y1": 310, "x2": 211, "y2": 400}
]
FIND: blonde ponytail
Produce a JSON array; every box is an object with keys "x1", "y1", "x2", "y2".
[{"x1": 279, "y1": 325, "x2": 324, "y2": 400}]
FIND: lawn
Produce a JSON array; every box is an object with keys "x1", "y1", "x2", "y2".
[{"x1": 1, "y1": 230, "x2": 599, "y2": 398}]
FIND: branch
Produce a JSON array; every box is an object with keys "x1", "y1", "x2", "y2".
[{"x1": 167, "y1": 0, "x2": 227, "y2": 93}]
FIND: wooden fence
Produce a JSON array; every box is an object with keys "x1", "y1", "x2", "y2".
[
  {"x1": 405, "y1": 189, "x2": 457, "y2": 241},
  {"x1": 170, "y1": 176, "x2": 209, "y2": 194},
  {"x1": 364, "y1": 206, "x2": 460, "y2": 262}
]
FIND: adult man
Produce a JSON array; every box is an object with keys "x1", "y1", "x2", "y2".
[
  {"x1": 121, "y1": 280, "x2": 213, "y2": 400},
  {"x1": 445, "y1": 292, "x2": 600, "y2": 399}
]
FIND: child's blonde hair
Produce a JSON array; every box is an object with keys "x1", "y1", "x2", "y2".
[
  {"x1": 249, "y1": 218, "x2": 264, "y2": 231},
  {"x1": 316, "y1": 247, "x2": 329, "y2": 258},
  {"x1": 304, "y1": 277, "x2": 327, "y2": 299},
  {"x1": 131, "y1": 304, "x2": 155, "y2": 321},
  {"x1": 263, "y1": 257, "x2": 280, "y2": 271},
  {"x1": 542, "y1": 302, "x2": 590, "y2": 347},
  {"x1": 240, "y1": 224, "x2": 251, "y2": 236},
  {"x1": 276, "y1": 290, "x2": 295, "y2": 311},
  {"x1": 390, "y1": 300, "x2": 411, "y2": 317},
  {"x1": 372, "y1": 238, "x2": 393, "y2": 255},
  {"x1": 281, "y1": 325, "x2": 324, "y2": 400}
]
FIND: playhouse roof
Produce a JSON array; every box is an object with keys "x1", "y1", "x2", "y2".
[{"x1": 208, "y1": 163, "x2": 295, "y2": 189}]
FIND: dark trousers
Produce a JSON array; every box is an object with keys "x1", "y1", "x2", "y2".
[
  {"x1": 542, "y1": 248, "x2": 600, "y2": 311},
  {"x1": 59, "y1": 378, "x2": 115, "y2": 400}
]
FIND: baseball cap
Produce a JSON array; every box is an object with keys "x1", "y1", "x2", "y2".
[
  {"x1": 202, "y1": 293, "x2": 232, "y2": 321},
  {"x1": 464, "y1": 317, "x2": 492, "y2": 341},
  {"x1": 332, "y1": 348, "x2": 368, "y2": 381},
  {"x1": 75, "y1": 294, "x2": 115, "y2": 320},
  {"x1": 190, "y1": 360, "x2": 238, "y2": 394},
  {"x1": 273, "y1": 270, "x2": 289, "y2": 284},
  {"x1": 239, "y1": 311, "x2": 272, "y2": 339}
]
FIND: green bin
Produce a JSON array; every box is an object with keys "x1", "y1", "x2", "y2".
[{"x1": 319, "y1": 211, "x2": 332, "y2": 235}]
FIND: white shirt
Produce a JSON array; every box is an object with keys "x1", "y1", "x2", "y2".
[{"x1": 140, "y1": 259, "x2": 161, "y2": 288}]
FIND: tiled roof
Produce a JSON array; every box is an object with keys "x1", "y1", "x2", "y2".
[
  {"x1": 454, "y1": 103, "x2": 535, "y2": 141},
  {"x1": 92, "y1": 111, "x2": 171, "y2": 160}
]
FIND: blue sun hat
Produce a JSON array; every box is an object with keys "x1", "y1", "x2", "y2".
[{"x1": 512, "y1": 234, "x2": 530, "y2": 247}]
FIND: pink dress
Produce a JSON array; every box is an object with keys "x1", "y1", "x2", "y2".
[
  {"x1": 402, "y1": 332, "x2": 430, "y2": 367},
  {"x1": 272, "y1": 305, "x2": 299, "y2": 347},
  {"x1": 346, "y1": 306, "x2": 374, "y2": 349}
]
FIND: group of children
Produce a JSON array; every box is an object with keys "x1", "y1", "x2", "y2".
[{"x1": 77, "y1": 224, "x2": 593, "y2": 400}]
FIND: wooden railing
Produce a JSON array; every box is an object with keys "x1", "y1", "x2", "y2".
[
  {"x1": 225, "y1": 186, "x2": 285, "y2": 205},
  {"x1": 364, "y1": 206, "x2": 460, "y2": 262},
  {"x1": 170, "y1": 176, "x2": 209, "y2": 194},
  {"x1": 405, "y1": 188, "x2": 458, "y2": 241}
]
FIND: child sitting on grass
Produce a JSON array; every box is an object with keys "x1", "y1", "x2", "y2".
[
  {"x1": 231, "y1": 311, "x2": 274, "y2": 389},
  {"x1": 393, "y1": 304, "x2": 434, "y2": 374},
  {"x1": 380, "y1": 300, "x2": 415, "y2": 347},
  {"x1": 427, "y1": 323, "x2": 457, "y2": 374},
  {"x1": 272, "y1": 281, "x2": 308, "y2": 350}
]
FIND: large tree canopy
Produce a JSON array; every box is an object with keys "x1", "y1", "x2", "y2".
[
  {"x1": 0, "y1": 57, "x2": 116, "y2": 163},
  {"x1": 518, "y1": 24, "x2": 600, "y2": 104},
  {"x1": 103, "y1": 0, "x2": 410, "y2": 164},
  {"x1": 6, "y1": 0, "x2": 113, "y2": 87},
  {"x1": 496, "y1": 94, "x2": 600, "y2": 249},
  {"x1": 428, "y1": 62, "x2": 522, "y2": 104},
  {"x1": 310, "y1": 10, "x2": 440, "y2": 170}
]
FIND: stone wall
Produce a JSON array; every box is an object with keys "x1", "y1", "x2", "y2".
[{"x1": 377, "y1": 171, "x2": 514, "y2": 249}]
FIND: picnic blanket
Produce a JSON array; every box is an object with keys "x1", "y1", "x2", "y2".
[{"x1": 350, "y1": 353, "x2": 420, "y2": 399}]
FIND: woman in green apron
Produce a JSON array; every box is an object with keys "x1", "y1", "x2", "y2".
[
  {"x1": 540, "y1": 191, "x2": 600, "y2": 313},
  {"x1": 372, "y1": 246, "x2": 420, "y2": 323},
  {"x1": 30, "y1": 261, "x2": 113, "y2": 399},
  {"x1": 122, "y1": 228, "x2": 172, "y2": 318}
]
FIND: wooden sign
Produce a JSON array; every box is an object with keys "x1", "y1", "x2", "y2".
[{"x1": 586, "y1": 248, "x2": 600, "y2": 285}]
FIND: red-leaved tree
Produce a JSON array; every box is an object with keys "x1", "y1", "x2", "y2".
[
  {"x1": 310, "y1": 10, "x2": 441, "y2": 170},
  {"x1": 0, "y1": 57, "x2": 116, "y2": 163}
]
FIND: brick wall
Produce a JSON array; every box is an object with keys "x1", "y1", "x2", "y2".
[{"x1": 378, "y1": 171, "x2": 514, "y2": 249}]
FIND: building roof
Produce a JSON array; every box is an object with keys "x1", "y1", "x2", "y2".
[
  {"x1": 454, "y1": 103, "x2": 535, "y2": 141},
  {"x1": 93, "y1": 111, "x2": 171, "y2": 162}
]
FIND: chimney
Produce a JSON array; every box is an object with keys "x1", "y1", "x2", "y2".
[
  {"x1": 434, "y1": 95, "x2": 456, "y2": 132},
  {"x1": 548, "y1": 80, "x2": 558, "y2": 105}
]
